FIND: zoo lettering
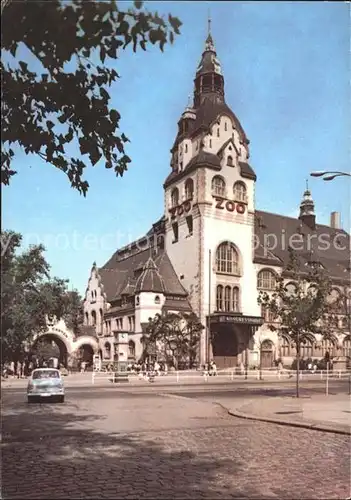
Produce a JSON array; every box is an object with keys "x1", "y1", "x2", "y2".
[{"x1": 214, "y1": 197, "x2": 246, "y2": 214}]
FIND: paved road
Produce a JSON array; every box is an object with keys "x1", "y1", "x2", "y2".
[{"x1": 2, "y1": 385, "x2": 350, "y2": 500}]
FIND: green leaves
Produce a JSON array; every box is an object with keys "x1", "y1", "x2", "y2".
[
  {"x1": 257, "y1": 249, "x2": 343, "y2": 346},
  {"x1": 145, "y1": 312, "x2": 203, "y2": 368},
  {"x1": 1, "y1": 0, "x2": 182, "y2": 195},
  {"x1": 1, "y1": 230, "x2": 83, "y2": 362}
]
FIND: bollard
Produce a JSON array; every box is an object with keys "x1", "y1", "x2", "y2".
[{"x1": 176, "y1": 371, "x2": 179, "y2": 383}]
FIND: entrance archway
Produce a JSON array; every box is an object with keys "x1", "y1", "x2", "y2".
[
  {"x1": 77, "y1": 344, "x2": 94, "y2": 367},
  {"x1": 211, "y1": 326, "x2": 239, "y2": 369},
  {"x1": 31, "y1": 334, "x2": 68, "y2": 368},
  {"x1": 260, "y1": 339, "x2": 274, "y2": 368}
]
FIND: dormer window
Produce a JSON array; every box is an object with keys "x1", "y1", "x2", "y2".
[
  {"x1": 171, "y1": 187, "x2": 179, "y2": 207},
  {"x1": 212, "y1": 176, "x2": 226, "y2": 197},
  {"x1": 227, "y1": 155, "x2": 233, "y2": 167},
  {"x1": 155, "y1": 295, "x2": 161, "y2": 305}
]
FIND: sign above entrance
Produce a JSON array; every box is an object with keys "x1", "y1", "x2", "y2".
[
  {"x1": 210, "y1": 314, "x2": 263, "y2": 326},
  {"x1": 213, "y1": 197, "x2": 246, "y2": 215}
]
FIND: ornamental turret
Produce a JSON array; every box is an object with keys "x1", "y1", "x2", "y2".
[
  {"x1": 194, "y1": 19, "x2": 224, "y2": 108},
  {"x1": 299, "y1": 181, "x2": 316, "y2": 230}
]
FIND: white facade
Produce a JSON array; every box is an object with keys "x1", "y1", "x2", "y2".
[{"x1": 81, "y1": 29, "x2": 350, "y2": 370}]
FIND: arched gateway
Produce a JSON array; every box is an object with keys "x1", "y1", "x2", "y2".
[{"x1": 30, "y1": 320, "x2": 99, "y2": 368}]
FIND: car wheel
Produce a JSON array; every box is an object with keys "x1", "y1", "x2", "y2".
[{"x1": 28, "y1": 397, "x2": 36, "y2": 404}]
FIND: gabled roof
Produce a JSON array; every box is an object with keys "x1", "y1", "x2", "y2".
[
  {"x1": 254, "y1": 210, "x2": 350, "y2": 282},
  {"x1": 164, "y1": 150, "x2": 221, "y2": 188},
  {"x1": 98, "y1": 248, "x2": 188, "y2": 302}
]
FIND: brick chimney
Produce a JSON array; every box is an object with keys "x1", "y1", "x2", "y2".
[{"x1": 330, "y1": 212, "x2": 341, "y2": 229}]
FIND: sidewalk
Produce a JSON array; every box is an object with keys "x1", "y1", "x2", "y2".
[{"x1": 224, "y1": 394, "x2": 351, "y2": 435}]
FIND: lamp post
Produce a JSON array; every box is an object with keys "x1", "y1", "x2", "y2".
[{"x1": 310, "y1": 171, "x2": 351, "y2": 181}]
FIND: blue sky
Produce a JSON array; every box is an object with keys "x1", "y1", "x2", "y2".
[{"x1": 2, "y1": 1, "x2": 350, "y2": 295}]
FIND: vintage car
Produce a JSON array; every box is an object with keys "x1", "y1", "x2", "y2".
[{"x1": 27, "y1": 368, "x2": 65, "y2": 403}]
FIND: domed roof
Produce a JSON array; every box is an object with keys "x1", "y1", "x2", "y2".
[{"x1": 135, "y1": 257, "x2": 166, "y2": 293}]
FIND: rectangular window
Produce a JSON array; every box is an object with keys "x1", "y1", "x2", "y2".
[
  {"x1": 186, "y1": 216, "x2": 193, "y2": 235},
  {"x1": 172, "y1": 222, "x2": 179, "y2": 242}
]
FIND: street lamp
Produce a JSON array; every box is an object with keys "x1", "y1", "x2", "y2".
[{"x1": 310, "y1": 171, "x2": 351, "y2": 181}]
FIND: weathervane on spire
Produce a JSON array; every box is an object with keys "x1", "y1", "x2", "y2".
[{"x1": 306, "y1": 178, "x2": 309, "y2": 191}]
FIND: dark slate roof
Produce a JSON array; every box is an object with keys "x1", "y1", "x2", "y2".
[
  {"x1": 120, "y1": 279, "x2": 135, "y2": 296},
  {"x1": 239, "y1": 162, "x2": 257, "y2": 181},
  {"x1": 172, "y1": 95, "x2": 248, "y2": 153},
  {"x1": 98, "y1": 248, "x2": 188, "y2": 302},
  {"x1": 162, "y1": 297, "x2": 193, "y2": 312},
  {"x1": 254, "y1": 210, "x2": 350, "y2": 282},
  {"x1": 164, "y1": 150, "x2": 221, "y2": 187},
  {"x1": 135, "y1": 257, "x2": 166, "y2": 293},
  {"x1": 190, "y1": 96, "x2": 248, "y2": 144}
]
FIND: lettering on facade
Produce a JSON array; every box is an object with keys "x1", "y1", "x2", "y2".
[
  {"x1": 169, "y1": 200, "x2": 192, "y2": 220},
  {"x1": 48, "y1": 327, "x2": 71, "y2": 340},
  {"x1": 214, "y1": 197, "x2": 246, "y2": 214},
  {"x1": 210, "y1": 315, "x2": 263, "y2": 325}
]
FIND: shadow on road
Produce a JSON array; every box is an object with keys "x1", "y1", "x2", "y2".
[{"x1": 2, "y1": 401, "x2": 258, "y2": 499}]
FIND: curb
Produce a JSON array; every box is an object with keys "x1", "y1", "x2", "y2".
[{"x1": 226, "y1": 407, "x2": 351, "y2": 436}]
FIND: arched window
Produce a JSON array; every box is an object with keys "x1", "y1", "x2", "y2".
[
  {"x1": 104, "y1": 342, "x2": 111, "y2": 360},
  {"x1": 280, "y1": 334, "x2": 291, "y2": 357},
  {"x1": 135, "y1": 296, "x2": 140, "y2": 306},
  {"x1": 216, "y1": 242, "x2": 240, "y2": 275},
  {"x1": 155, "y1": 295, "x2": 161, "y2": 304},
  {"x1": 321, "y1": 337, "x2": 337, "y2": 358},
  {"x1": 257, "y1": 270, "x2": 276, "y2": 290},
  {"x1": 185, "y1": 143, "x2": 188, "y2": 153},
  {"x1": 85, "y1": 312, "x2": 89, "y2": 325},
  {"x1": 232, "y1": 287, "x2": 239, "y2": 312},
  {"x1": 216, "y1": 285, "x2": 223, "y2": 311},
  {"x1": 99, "y1": 308, "x2": 103, "y2": 332},
  {"x1": 224, "y1": 122, "x2": 228, "y2": 131},
  {"x1": 128, "y1": 340, "x2": 136, "y2": 358},
  {"x1": 227, "y1": 155, "x2": 233, "y2": 166},
  {"x1": 217, "y1": 128, "x2": 220, "y2": 137},
  {"x1": 343, "y1": 335, "x2": 351, "y2": 357},
  {"x1": 224, "y1": 286, "x2": 231, "y2": 312},
  {"x1": 233, "y1": 181, "x2": 247, "y2": 202},
  {"x1": 212, "y1": 176, "x2": 226, "y2": 197},
  {"x1": 285, "y1": 282, "x2": 297, "y2": 296},
  {"x1": 185, "y1": 178, "x2": 194, "y2": 200},
  {"x1": 91, "y1": 310, "x2": 97, "y2": 326},
  {"x1": 171, "y1": 188, "x2": 179, "y2": 207},
  {"x1": 261, "y1": 305, "x2": 275, "y2": 323}
]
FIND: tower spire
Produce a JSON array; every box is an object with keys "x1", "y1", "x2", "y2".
[
  {"x1": 299, "y1": 184, "x2": 316, "y2": 230},
  {"x1": 208, "y1": 10, "x2": 211, "y2": 36}
]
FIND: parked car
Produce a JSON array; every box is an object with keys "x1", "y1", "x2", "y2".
[{"x1": 27, "y1": 368, "x2": 65, "y2": 403}]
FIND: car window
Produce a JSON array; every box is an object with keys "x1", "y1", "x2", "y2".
[{"x1": 32, "y1": 370, "x2": 60, "y2": 380}]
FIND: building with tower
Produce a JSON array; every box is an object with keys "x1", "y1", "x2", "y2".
[{"x1": 83, "y1": 27, "x2": 350, "y2": 370}]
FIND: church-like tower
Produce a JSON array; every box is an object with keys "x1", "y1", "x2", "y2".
[{"x1": 163, "y1": 23, "x2": 259, "y2": 363}]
